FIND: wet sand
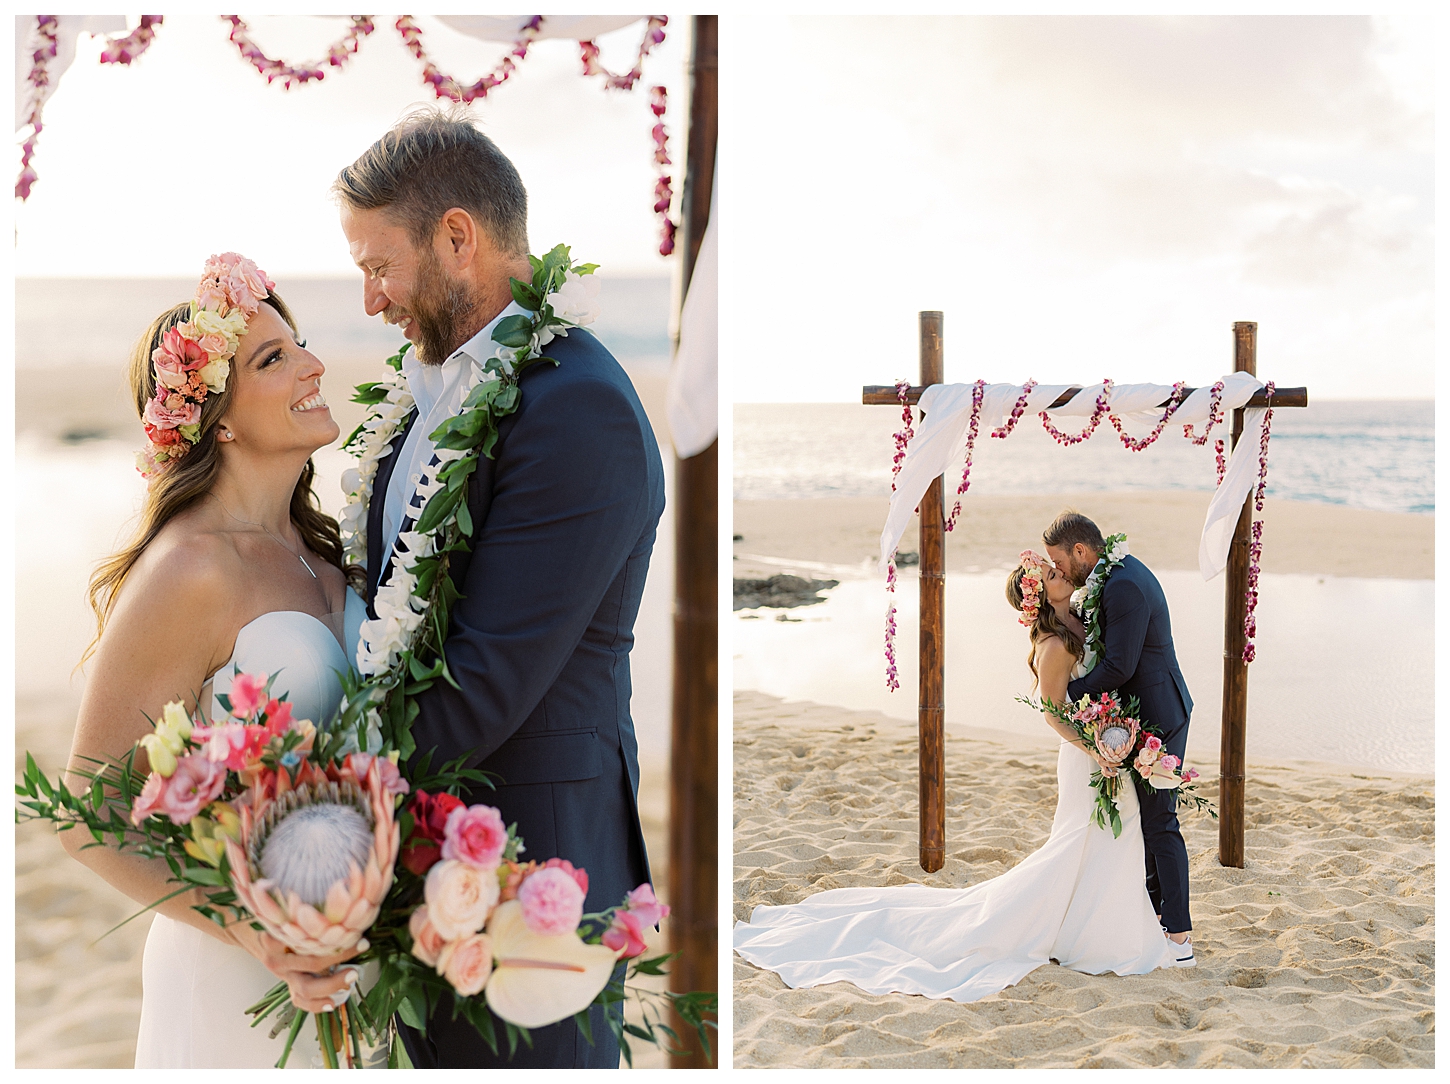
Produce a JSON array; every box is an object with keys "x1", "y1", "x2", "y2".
[
  {"x1": 732, "y1": 493, "x2": 1434, "y2": 581},
  {"x1": 732, "y1": 692, "x2": 1435, "y2": 1069}
]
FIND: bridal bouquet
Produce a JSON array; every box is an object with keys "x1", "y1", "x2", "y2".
[
  {"x1": 17, "y1": 674, "x2": 713, "y2": 1068},
  {"x1": 1019, "y1": 690, "x2": 1214, "y2": 838}
]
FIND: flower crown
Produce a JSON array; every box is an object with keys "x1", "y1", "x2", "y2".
[
  {"x1": 1017, "y1": 550, "x2": 1049, "y2": 627},
  {"x1": 137, "y1": 252, "x2": 276, "y2": 482}
]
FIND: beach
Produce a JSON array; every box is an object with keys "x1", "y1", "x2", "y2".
[
  {"x1": 732, "y1": 692, "x2": 1435, "y2": 1068},
  {"x1": 732, "y1": 494, "x2": 1435, "y2": 1068},
  {"x1": 14, "y1": 347, "x2": 676, "y2": 1069}
]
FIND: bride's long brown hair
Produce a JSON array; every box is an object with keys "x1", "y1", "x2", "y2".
[
  {"x1": 1006, "y1": 564, "x2": 1084, "y2": 686},
  {"x1": 84, "y1": 292, "x2": 348, "y2": 662}
]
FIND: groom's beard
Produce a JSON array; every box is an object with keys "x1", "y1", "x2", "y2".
[{"x1": 387, "y1": 247, "x2": 479, "y2": 365}]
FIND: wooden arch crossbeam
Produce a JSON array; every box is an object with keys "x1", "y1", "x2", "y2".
[{"x1": 863, "y1": 312, "x2": 1307, "y2": 873}]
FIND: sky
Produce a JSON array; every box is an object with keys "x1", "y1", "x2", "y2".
[
  {"x1": 13, "y1": 14, "x2": 685, "y2": 277},
  {"x1": 724, "y1": 14, "x2": 1434, "y2": 402}
]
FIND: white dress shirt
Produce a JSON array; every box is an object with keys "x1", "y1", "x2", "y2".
[{"x1": 380, "y1": 301, "x2": 528, "y2": 562}]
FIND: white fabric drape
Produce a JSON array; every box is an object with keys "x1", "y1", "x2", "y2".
[
  {"x1": 667, "y1": 173, "x2": 718, "y2": 458},
  {"x1": 14, "y1": 15, "x2": 126, "y2": 131},
  {"x1": 880, "y1": 373, "x2": 1266, "y2": 581},
  {"x1": 437, "y1": 15, "x2": 644, "y2": 42}
]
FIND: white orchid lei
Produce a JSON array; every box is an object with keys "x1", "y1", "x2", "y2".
[
  {"x1": 332, "y1": 245, "x2": 601, "y2": 761},
  {"x1": 1070, "y1": 532, "x2": 1129, "y2": 668}
]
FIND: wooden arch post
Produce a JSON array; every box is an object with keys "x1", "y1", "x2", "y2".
[
  {"x1": 917, "y1": 313, "x2": 947, "y2": 874},
  {"x1": 1217, "y1": 321, "x2": 1256, "y2": 869},
  {"x1": 864, "y1": 317, "x2": 1305, "y2": 876}
]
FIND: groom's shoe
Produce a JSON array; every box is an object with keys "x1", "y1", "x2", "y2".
[{"x1": 1168, "y1": 936, "x2": 1196, "y2": 968}]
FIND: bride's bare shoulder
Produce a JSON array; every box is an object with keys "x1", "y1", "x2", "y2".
[
  {"x1": 1034, "y1": 633, "x2": 1074, "y2": 669},
  {"x1": 113, "y1": 510, "x2": 245, "y2": 620}
]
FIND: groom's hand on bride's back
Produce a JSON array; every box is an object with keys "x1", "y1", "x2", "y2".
[{"x1": 229, "y1": 923, "x2": 364, "y2": 1013}]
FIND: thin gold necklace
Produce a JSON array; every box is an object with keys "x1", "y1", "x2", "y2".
[{"x1": 210, "y1": 492, "x2": 318, "y2": 579}]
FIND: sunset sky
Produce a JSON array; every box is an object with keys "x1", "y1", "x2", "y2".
[{"x1": 724, "y1": 15, "x2": 1433, "y2": 401}]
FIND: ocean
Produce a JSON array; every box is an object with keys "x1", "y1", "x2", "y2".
[
  {"x1": 15, "y1": 274, "x2": 675, "y2": 374},
  {"x1": 734, "y1": 400, "x2": 1434, "y2": 515}
]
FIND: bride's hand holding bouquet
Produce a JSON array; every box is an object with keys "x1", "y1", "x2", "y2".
[{"x1": 18, "y1": 674, "x2": 710, "y2": 1068}]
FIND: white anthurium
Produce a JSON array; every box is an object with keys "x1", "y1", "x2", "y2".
[{"x1": 483, "y1": 900, "x2": 618, "y2": 1029}]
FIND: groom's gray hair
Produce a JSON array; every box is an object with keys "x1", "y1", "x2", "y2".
[
  {"x1": 1043, "y1": 511, "x2": 1105, "y2": 554},
  {"x1": 334, "y1": 104, "x2": 529, "y2": 256}
]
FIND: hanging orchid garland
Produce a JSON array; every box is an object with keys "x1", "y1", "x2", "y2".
[
  {"x1": 223, "y1": 15, "x2": 376, "y2": 88},
  {"x1": 14, "y1": 12, "x2": 677, "y2": 246},
  {"x1": 395, "y1": 15, "x2": 541, "y2": 102},
  {"x1": 14, "y1": 16, "x2": 59, "y2": 201},
  {"x1": 99, "y1": 15, "x2": 163, "y2": 66},
  {"x1": 1240, "y1": 383, "x2": 1275, "y2": 663},
  {"x1": 880, "y1": 377, "x2": 1279, "y2": 687}
]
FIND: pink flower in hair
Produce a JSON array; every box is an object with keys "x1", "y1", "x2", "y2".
[
  {"x1": 143, "y1": 391, "x2": 200, "y2": 431},
  {"x1": 155, "y1": 328, "x2": 210, "y2": 372}
]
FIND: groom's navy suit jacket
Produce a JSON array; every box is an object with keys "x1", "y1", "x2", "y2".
[
  {"x1": 1066, "y1": 554, "x2": 1192, "y2": 740},
  {"x1": 366, "y1": 327, "x2": 664, "y2": 920}
]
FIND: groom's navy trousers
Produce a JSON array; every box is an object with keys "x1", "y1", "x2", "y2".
[
  {"x1": 367, "y1": 328, "x2": 665, "y2": 1068},
  {"x1": 1067, "y1": 554, "x2": 1194, "y2": 934}
]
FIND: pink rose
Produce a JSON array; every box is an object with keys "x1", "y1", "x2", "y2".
[
  {"x1": 442, "y1": 804, "x2": 507, "y2": 870},
  {"x1": 143, "y1": 392, "x2": 200, "y2": 431},
  {"x1": 424, "y1": 859, "x2": 499, "y2": 940},
  {"x1": 194, "y1": 280, "x2": 229, "y2": 312},
  {"x1": 436, "y1": 933, "x2": 493, "y2": 996},
  {"x1": 542, "y1": 857, "x2": 588, "y2": 897},
  {"x1": 602, "y1": 909, "x2": 648, "y2": 958},
  {"x1": 517, "y1": 866, "x2": 585, "y2": 937},
  {"x1": 408, "y1": 905, "x2": 447, "y2": 968},
  {"x1": 229, "y1": 672, "x2": 268, "y2": 718},
  {"x1": 624, "y1": 883, "x2": 669, "y2": 927},
  {"x1": 1143, "y1": 735, "x2": 1162, "y2": 753},
  {"x1": 343, "y1": 753, "x2": 409, "y2": 796},
  {"x1": 198, "y1": 332, "x2": 230, "y2": 358},
  {"x1": 144, "y1": 753, "x2": 227, "y2": 825},
  {"x1": 1160, "y1": 754, "x2": 1181, "y2": 772}
]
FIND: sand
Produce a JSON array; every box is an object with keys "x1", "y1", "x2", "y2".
[
  {"x1": 731, "y1": 691, "x2": 1434, "y2": 1068},
  {"x1": 14, "y1": 363, "x2": 679, "y2": 1069},
  {"x1": 732, "y1": 494, "x2": 1434, "y2": 581}
]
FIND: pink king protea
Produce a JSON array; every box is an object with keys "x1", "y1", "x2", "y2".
[{"x1": 225, "y1": 759, "x2": 399, "y2": 955}]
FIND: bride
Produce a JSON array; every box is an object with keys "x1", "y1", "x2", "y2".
[
  {"x1": 63, "y1": 254, "x2": 367, "y2": 1068},
  {"x1": 732, "y1": 552, "x2": 1176, "y2": 1002}
]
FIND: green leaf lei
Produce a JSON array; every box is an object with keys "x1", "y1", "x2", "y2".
[
  {"x1": 333, "y1": 245, "x2": 599, "y2": 763},
  {"x1": 1070, "y1": 532, "x2": 1128, "y2": 666}
]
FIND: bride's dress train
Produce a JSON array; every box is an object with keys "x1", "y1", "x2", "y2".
[
  {"x1": 733, "y1": 735, "x2": 1175, "y2": 1002},
  {"x1": 134, "y1": 591, "x2": 365, "y2": 1069}
]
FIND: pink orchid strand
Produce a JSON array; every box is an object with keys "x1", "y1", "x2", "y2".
[
  {"x1": 1242, "y1": 383, "x2": 1275, "y2": 664},
  {"x1": 223, "y1": 15, "x2": 375, "y2": 89}
]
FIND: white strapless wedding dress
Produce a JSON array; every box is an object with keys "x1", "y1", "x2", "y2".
[
  {"x1": 133, "y1": 590, "x2": 366, "y2": 1069},
  {"x1": 733, "y1": 661, "x2": 1176, "y2": 1002}
]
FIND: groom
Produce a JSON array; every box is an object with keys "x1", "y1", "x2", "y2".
[
  {"x1": 1044, "y1": 512, "x2": 1197, "y2": 967},
  {"x1": 336, "y1": 108, "x2": 665, "y2": 1066}
]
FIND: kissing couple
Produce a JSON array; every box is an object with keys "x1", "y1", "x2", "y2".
[
  {"x1": 64, "y1": 108, "x2": 664, "y2": 1068},
  {"x1": 735, "y1": 511, "x2": 1197, "y2": 1000}
]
